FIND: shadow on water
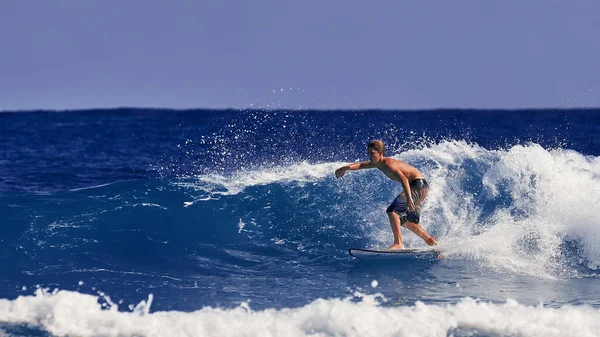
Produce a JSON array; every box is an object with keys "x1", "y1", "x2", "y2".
[
  {"x1": 0, "y1": 323, "x2": 52, "y2": 337},
  {"x1": 347, "y1": 253, "x2": 600, "y2": 308},
  {"x1": 346, "y1": 255, "x2": 443, "y2": 305}
]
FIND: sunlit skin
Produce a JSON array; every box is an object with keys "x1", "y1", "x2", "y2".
[{"x1": 335, "y1": 147, "x2": 437, "y2": 250}]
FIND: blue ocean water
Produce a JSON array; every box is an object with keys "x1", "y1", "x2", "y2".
[{"x1": 1, "y1": 109, "x2": 600, "y2": 336}]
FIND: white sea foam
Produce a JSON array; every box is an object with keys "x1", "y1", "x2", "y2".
[
  {"x1": 181, "y1": 161, "x2": 342, "y2": 196},
  {"x1": 178, "y1": 161, "x2": 345, "y2": 207},
  {"x1": 1, "y1": 289, "x2": 599, "y2": 337}
]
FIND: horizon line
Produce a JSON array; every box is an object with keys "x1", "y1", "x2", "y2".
[{"x1": 2, "y1": 106, "x2": 599, "y2": 114}]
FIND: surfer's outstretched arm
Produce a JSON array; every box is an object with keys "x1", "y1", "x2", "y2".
[{"x1": 335, "y1": 161, "x2": 376, "y2": 178}]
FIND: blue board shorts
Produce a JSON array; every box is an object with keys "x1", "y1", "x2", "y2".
[{"x1": 386, "y1": 178, "x2": 429, "y2": 226}]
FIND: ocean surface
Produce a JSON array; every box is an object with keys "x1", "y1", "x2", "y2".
[{"x1": 1, "y1": 109, "x2": 600, "y2": 337}]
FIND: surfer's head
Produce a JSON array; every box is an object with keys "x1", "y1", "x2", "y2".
[{"x1": 368, "y1": 140, "x2": 385, "y2": 162}]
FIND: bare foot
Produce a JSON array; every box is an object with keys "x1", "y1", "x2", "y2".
[
  {"x1": 387, "y1": 244, "x2": 404, "y2": 250},
  {"x1": 426, "y1": 237, "x2": 437, "y2": 246}
]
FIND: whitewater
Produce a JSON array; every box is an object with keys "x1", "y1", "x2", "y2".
[{"x1": 1, "y1": 109, "x2": 599, "y2": 337}]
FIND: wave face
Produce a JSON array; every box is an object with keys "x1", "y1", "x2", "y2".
[{"x1": 1, "y1": 109, "x2": 600, "y2": 336}]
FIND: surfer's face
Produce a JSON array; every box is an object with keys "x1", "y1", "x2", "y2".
[{"x1": 368, "y1": 148, "x2": 383, "y2": 163}]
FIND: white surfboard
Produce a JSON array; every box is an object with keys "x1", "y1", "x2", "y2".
[{"x1": 348, "y1": 247, "x2": 441, "y2": 259}]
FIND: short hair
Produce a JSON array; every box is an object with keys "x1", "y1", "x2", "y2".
[{"x1": 368, "y1": 140, "x2": 386, "y2": 155}]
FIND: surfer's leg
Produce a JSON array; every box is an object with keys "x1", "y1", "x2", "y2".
[
  {"x1": 386, "y1": 211, "x2": 404, "y2": 250},
  {"x1": 403, "y1": 222, "x2": 437, "y2": 246},
  {"x1": 403, "y1": 184, "x2": 436, "y2": 246},
  {"x1": 386, "y1": 192, "x2": 408, "y2": 250}
]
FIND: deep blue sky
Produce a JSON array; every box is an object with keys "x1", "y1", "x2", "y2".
[{"x1": 2, "y1": 1, "x2": 598, "y2": 110}]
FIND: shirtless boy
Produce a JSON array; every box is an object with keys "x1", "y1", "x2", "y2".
[{"x1": 335, "y1": 140, "x2": 437, "y2": 250}]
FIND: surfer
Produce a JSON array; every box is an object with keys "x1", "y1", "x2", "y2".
[{"x1": 334, "y1": 140, "x2": 437, "y2": 250}]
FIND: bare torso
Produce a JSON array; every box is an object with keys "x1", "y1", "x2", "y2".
[{"x1": 377, "y1": 157, "x2": 424, "y2": 182}]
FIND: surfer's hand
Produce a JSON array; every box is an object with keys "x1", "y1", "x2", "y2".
[
  {"x1": 407, "y1": 198, "x2": 416, "y2": 211},
  {"x1": 335, "y1": 167, "x2": 347, "y2": 178}
]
